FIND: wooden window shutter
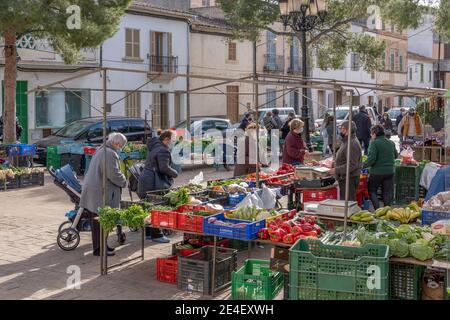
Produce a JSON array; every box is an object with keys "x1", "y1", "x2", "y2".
[
  {"x1": 150, "y1": 31, "x2": 156, "y2": 57},
  {"x1": 168, "y1": 32, "x2": 173, "y2": 72},
  {"x1": 125, "y1": 28, "x2": 132, "y2": 57},
  {"x1": 134, "y1": 29, "x2": 140, "y2": 58}
]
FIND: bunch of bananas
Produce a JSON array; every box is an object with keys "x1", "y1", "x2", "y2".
[
  {"x1": 375, "y1": 203, "x2": 421, "y2": 224},
  {"x1": 350, "y1": 210, "x2": 374, "y2": 222}
]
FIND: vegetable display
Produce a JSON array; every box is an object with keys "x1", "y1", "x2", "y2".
[
  {"x1": 356, "y1": 221, "x2": 448, "y2": 261},
  {"x1": 164, "y1": 188, "x2": 190, "y2": 207},
  {"x1": 99, "y1": 205, "x2": 150, "y2": 234},
  {"x1": 226, "y1": 206, "x2": 272, "y2": 222},
  {"x1": 210, "y1": 179, "x2": 242, "y2": 187},
  {"x1": 350, "y1": 210, "x2": 375, "y2": 222},
  {"x1": 262, "y1": 215, "x2": 321, "y2": 243}
]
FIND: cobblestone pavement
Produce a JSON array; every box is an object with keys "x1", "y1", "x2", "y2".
[{"x1": 0, "y1": 165, "x2": 280, "y2": 300}]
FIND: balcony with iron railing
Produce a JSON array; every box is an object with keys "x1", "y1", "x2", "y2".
[
  {"x1": 149, "y1": 55, "x2": 178, "y2": 74},
  {"x1": 287, "y1": 58, "x2": 302, "y2": 74},
  {"x1": 263, "y1": 54, "x2": 285, "y2": 73}
]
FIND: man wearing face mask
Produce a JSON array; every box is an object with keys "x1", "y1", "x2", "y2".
[
  {"x1": 329, "y1": 121, "x2": 362, "y2": 201},
  {"x1": 282, "y1": 119, "x2": 308, "y2": 165},
  {"x1": 80, "y1": 132, "x2": 128, "y2": 257},
  {"x1": 398, "y1": 107, "x2": 423, "y2": 141},
  {"x1": 138, "y1": 130, "x2": 178, "y2": 243}
]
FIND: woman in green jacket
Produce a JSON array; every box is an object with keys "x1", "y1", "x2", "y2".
[{"x1": 364, "y1": 125, "x2": 398, "y2": 209}]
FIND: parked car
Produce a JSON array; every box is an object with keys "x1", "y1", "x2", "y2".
[
  {"x1": 315, "y1": 106, "x2": 379, "y2": 128},
  {"x1": 173, "y1": 117, "x2": 233, "y2": 139},
  {"x1": 34, "y1": 117, "x2": 153, "y2": 164},
  {"x1": 387, "y1": 107, "x2": 403, "y2": 135},
  {"x1": 258, "y1": 107, "x2": 299, "y2": 126}
]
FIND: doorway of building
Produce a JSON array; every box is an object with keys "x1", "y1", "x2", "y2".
[{"x1": 1, "y1": 80, "x2": 28, "y2": 143}]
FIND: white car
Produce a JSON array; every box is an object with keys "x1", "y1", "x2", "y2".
[{"x1": 316, "y1": 106, "x2": 379, "y2": 128}]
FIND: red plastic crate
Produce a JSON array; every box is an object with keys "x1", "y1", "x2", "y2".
[
  {"x1": 176, "y1": 205, "x2": 208, "y2": 233},
  {"x1": 301, "y1": 187, "x2": 338, "y2": 203},
  {"x1": 156, "y1": 256, "x2": 178, "y2": 284},
  {"x1": 151, "y1": 210, "x2": 178, "y2": 229}
]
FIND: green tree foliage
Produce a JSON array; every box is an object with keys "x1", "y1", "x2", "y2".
[{"x1": 217, "y1": 0, "x2": 450, "y2": 73}]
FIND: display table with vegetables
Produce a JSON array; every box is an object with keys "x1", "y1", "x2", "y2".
[{"x1": 0, "y1": 167, "x2": 45, "y2": 191}]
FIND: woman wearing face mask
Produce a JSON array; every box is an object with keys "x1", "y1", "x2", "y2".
[
  {"x1": 138, "y1": 130, "x2": 179, "y2": 243},
  {"x1": 80, "y1": 132, "x2": 128, "y2": 257},
  {"x1": 233, "y1": 123, "x2": 268, "y2": 177},
  {"x1": 380, "y1": 112, "x2": 393, "y2": 132},
  {"x1": 398, "y1": 107, "x2": 423, "y2": 141},
  {"x1": 282, "y1": 119, "x2": 308, "y2": 165}
]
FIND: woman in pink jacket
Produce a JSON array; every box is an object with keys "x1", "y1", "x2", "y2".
[{"x1": 282, "y1": 119, "x2": 308, "y2": 165}]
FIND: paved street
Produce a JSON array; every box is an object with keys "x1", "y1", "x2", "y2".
[{"x1": 0, "y1": 166, "x2": 276, "y2": 300}]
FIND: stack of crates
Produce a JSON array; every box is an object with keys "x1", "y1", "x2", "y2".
[
  {"x1": 177, "y1": 246, "x2": 237, "y2": 295},
  {"x1": 289, "y1": 239, "x2": 389, "y2": 300},
  {"x1": 389, "y1": 262, "x2": 425, "y2": 300},
  {"x1": 394, "y1": 165, "x2": 421, "y2": 205},
  {"x1": 46, "y1": 146, "x2": 61, "y2": 169},
  {"x1": 232, "y1": 259, "x2": 284, "y2": 300}
]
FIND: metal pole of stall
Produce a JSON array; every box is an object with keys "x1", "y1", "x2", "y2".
[
  {"x1": 211, "y1": 236, "x2": 217, "y2": 297},
  {"x1": 254, "y1": 41, "x2": 261, "y2": 189},
  {"x1": 101, "y1": 68, "x2": 108, "y2": 275},
  {"x1": 343, "y1": 90, "x2": 354, "y2": 239},
  {"x1": 333, "y1": 85, "x2": 338, "y2": 158}
]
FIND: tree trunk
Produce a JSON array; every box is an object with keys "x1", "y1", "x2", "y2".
[{"x1": 3, "y1": 29, "x2": 17, "y2": 143}]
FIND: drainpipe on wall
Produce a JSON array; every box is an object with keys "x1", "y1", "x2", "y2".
[{"x1": 186, "y1": 20, "x2": 191, "y2": 133}]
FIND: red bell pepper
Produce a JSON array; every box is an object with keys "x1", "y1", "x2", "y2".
[
  {"x1": 313, "y1": 225, "x2": 322, "y2": 235},
  {"x1": 291, "y1": 225, "x2": 302, "y2": 236},
  {"x1": 280, "y1": 222, "x2": 292, "y2": 234},
  {"x1": 269, "y1": 228, "x2": 286, "y2": 242},
  {"x1": 275, "y1": 218, "x2": 285, "y2": 226},
  {"x1": 258, "y1": 228, "x2": 270, "y2": 240},
  {"x1": 304, "y1": 230, "x2": 318, "y2": 237},
  {"x1": 301, "y1": 224, "x2": 313, "y2": 233},
  {"x1": 268, "y1": 222, "x2": 279, "y2": 233},
  {"x1": 283, "y1": 233, "x2": 295, "y2": 244},
  {"x1": 294, "y1": 234, "x2": 306, "y2": 241},
  {"x1": 305, "y1": 216, "x2": 317, "y2": 225}
]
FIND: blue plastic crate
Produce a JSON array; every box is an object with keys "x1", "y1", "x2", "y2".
[
  {"x1": 228, "y1": 193, "x2": 246, "y2": 206},
  {"x1": 6, "y1": 144, "x2": 36, "y2": 157},
  {"x1": 421, "y1": 210, "x2": 450, "y2": 225},
  {"x1": 203, "y1": 212, "x2": 265, "y2": 241}
]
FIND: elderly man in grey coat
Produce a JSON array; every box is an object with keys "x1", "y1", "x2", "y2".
[{"x1": 80, "y1": 132, "x2": 127, "y2": 256}]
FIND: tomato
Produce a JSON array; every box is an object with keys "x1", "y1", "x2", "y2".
[{"x1": 313, "y1": 225, "x2": 322, "y2": 235}]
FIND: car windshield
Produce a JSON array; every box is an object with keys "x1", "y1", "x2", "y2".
[
  {"x1": 54, "y1": 120, "x2": 92, "y2": 138},
  {"x1": 335, "y1": 109, "x2": 349, "y2": 120},
  {"x1": 388, "y1": 109, "x2": 401, "y2": 118}
]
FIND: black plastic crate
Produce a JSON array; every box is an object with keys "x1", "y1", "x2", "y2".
[
  {"x1": 1, "y1": 176, "x2": 21, "y2": 191},
  {"x1": 389, "y1": 262, "x2": 425, "y2": 300},
  {"x1": 395, "y1": 183, "x2": 419, "y2": 205},
  {"x1": 19, "y1": 172, "x2": 45, "y2": 188},
  {"x1": 177, "y1": 246, "x2": 237, "y2": 295}
]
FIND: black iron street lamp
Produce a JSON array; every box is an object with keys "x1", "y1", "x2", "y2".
[{"x1": 279, "y1": 0, "x2": 327, "y2": 147}]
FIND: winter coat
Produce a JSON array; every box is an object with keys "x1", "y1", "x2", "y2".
[
  {"x1": 80, "y1": 142, "x2": 127, "y2": 214},
  {"x1": 353, "y1": 111, "x2": 372, "y2": 140},
  {"x1": 273, "y1": 115, "x2": 283, "y2": 130},
  {"x1": 282, "y1": 131, "x2": 307, "y2": 165},
  {"x1": 137, "y1": 137, "x2": 178, "y2": 199},
  {"x1": 399, "y1": 114, "x2": 423, "y2": 137},
  {"x1": 334, "y1": 134, "x2": 362, "y2": 180},
  {"x1": 364, "y1": 135, "x2": 398, "y2": 175},
  {"x1": 380, "y1": 117, "x2": 393, "y2": 131},
  {"x1": 263, "y1": 116, "x2": 277, "y2": 131}
]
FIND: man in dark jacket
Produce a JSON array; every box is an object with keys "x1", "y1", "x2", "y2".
[
  {"x1": 138, "y1": 130, "x2": 178, "y2": 243},
  {"x1": 272, "y1": 109, "x2": 283, "y2": 130},
  {"x1": 330, "y1": 121, "x2": 362, "y2": 201},
  {"x1": 353, "y1": 105, "x2": 372, "y2": 155},
  {"x1": 238, "y1": 112, "x2": 253, "y2": 131},
  {"x1": 396, "y1": 108, "x2": 406, "y2": 143}
]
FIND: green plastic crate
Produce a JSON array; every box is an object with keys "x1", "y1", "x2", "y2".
[
  {"x1": 46, "y1": 153, "x2": 61, "y2": 170},
  {"x1": 232, "y1": 259, "x2": 284, "y2": 300},
  {"x1": 394, "y1": 165, "x2": 421, "y2": 184},
  {"x1": 389, "y1": 262, "x2": 425, "y2": 300},
  {"x1": 289, "y1": 239, "x2": 389, "y2": 300}
]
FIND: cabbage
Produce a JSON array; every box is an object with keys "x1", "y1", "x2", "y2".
[
  {"x1": 409, "y1": 240, "x2": 434, "y2": 261},
  {"x1": 388, "y1": 239, "x2": 409, "y2": 258}
]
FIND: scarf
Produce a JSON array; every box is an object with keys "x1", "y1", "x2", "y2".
[{"x1": 403, "y1": 114, "x2": 422, "y2": 136}]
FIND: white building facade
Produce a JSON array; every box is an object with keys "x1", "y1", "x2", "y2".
[{"x1": 0, "y1": 4, "x2": 189, "y2": 143}]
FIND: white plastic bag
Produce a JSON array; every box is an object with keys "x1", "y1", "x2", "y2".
[
  {"x1": 189, "y1": 171, "x2": 204, "y2": 185},
  {"x1": 261, "y1": 185, "x2": 276, "y2": 209},
  {"x1": 236, "y1": 193, "x2": 255, "y2": 209},
  {"x1": 251, "y1": 192, "x2": 264, "y2": 208}
]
